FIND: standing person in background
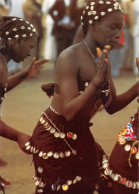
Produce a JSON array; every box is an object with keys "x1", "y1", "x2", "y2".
[
  {"x1": 7, "y1": 0, "x2": 25, "y2": 74},
  {"x1": 23, "y1": 0, "x2": 44, "y2": 63},
  {"x1": 120, "y1": 0, "x2": 134, "y2": 72},
  {"x1": 0, "y1": 16, "x2": 48, "y2": 193},
  {"x1": 133, "y1": 0, "x2": 139, "y2": 76},
  {"x1": 0, "y1": 0, "x2": 11, "y2": 17},
  {"x1": 49, "y1": 0, "x2": 83, "y2": 57},
  {"x1": 41, "y1": 0, "x2": 57, "y2": 62},
  {"x1": 30, "y1": 1, "x2": 138, "y2": 193}
]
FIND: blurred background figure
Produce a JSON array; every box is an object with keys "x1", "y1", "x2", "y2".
[
  {"x1": 49, "y1": 0, "x2": 84, "y2": 57},
  {"x1": 8, "y1": 0, "x2": 25, "y2": 74},
  {"x1": 121, "y1": 0, "x2": 135, "y2": 72},
  {"x1": 0, "y1": 0, "x2": 11, "y2": 17},
  {"x1": 133, "y1": 0, "x2": 139, "y2": 76},
  {"x1": 109, "y1": 0, "x2": 136, "y2": 78},
  {"x1": 41, "y1": 0, "x2": 57, "y2": 62},
  {"x1": 23, "y1": 0, "x2": 44, "y2": 64}
]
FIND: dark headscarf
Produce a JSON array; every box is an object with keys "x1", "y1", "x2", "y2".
[
  {"x1": 81, "y1": 0, "x2": 123, "y2": 34},
  {"x1": 0, "y1": 16, "x2": 37, "y2": 50}
]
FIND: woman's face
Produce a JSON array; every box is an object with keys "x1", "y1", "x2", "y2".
[
  {"x1": 11, "y1": 36, "x2": 37, "y2": 63},
  {"x1": 93, "y1": 11, "x2": 123, "y2": 50}
]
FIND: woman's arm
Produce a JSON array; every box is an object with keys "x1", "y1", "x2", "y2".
[
  {"x1": 0, "y1": 120, "x2": 31, "y2": 153},
  {"x1": 55, "y1": 50, "x2": 108, "y2": 121},
  {"x1": 103, "y1": 73, "x2": 138, "y2": 114},
  {"x1": 7, "y1": 58, "x2": 48, "y2": 91}
]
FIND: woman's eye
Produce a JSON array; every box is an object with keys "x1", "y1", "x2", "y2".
[{"x1": 111, "y1": 25, "x2": 117, "y2": 29}]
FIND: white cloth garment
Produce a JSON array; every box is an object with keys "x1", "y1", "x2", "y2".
[
  {"x1": 133, "y1": 0, "x2": 139, "y2": 75},
  {"x1": 42, "y1": 0, "x2": 57, "y2": 61},
  {"x1": 8, "y1": 0, "x2": 25, "y2": 73}
]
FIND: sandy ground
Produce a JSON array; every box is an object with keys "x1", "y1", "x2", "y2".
[{"x1": 0, "y1": 63, "x2": 138, "y2": 194}]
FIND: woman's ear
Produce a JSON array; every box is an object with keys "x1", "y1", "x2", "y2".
[{"x1": 8, "y1": 38, "x2": 20, "y2": 49}]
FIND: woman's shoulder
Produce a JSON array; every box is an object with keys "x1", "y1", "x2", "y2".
[{"x1": 55, "y1": 43, "x2": 82, "y2": 70}]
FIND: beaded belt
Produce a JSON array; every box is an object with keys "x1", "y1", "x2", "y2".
[
  {"x1": 33, "y1": 175, "x2": 82, "y2": 193},
  {"x1": 102, "y1": 155, "x2": 139, "y2": 190}
]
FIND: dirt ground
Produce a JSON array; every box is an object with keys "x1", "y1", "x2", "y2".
[{"x1": 0, "y1": 63, "x2": 138, "y2": 194}]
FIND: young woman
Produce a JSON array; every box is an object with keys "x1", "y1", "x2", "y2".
[
  {"x1": 0, "y1": 16, "x2": 48, "y2": 193},
  {"x1": 105, "y1": 58, "x2": 139, "y2": 194},
  {"x1": 30, "y1": 0, "x2": 138, "y2": 193}
]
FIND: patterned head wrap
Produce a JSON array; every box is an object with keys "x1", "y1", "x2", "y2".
[
  {"x1": 81, "y1": 0, "x2": 123, "y2": 34},
  {"x1": 0, "y1": 16, "x2": 37, "y2": 49}
]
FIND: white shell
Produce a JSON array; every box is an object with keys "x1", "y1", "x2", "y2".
[
  {"x1": 25, "y1": 141, "x2": 30, "y2": 146},
  {"x1": 135, "y1": 152, "x2": 139, "y2": 159},
  {"x1": 32, "y1": 28, "x2": 36, "y2": 32},
  {"x1": 50, "y1": 128, "x2": 56, "y2": 134},
  {"x1": 21, "y1": 26, "x2": 25, "y2": 29},
  {"x1": 92, "y1": 11, "x2": 96, "y2": 15},
  {"x1": 22, "y1": 34, "x2": 27, "y2": 38},
  {"x1": 72, "y1": 134, "x2": 77, "y2": 140},
  {"x1": 38, "y1": 151, "x2": 43, "y2": 157},
  {"x1": 5, "y1": 31, "x2": 9, "y2": 35},
  {"x1": 60, "y1": 132, "x2": 65, "y2": 138},
  {"x1": 91, "y1": 6, "x2": 94, "y2": 11},
  {"x1": 94, "y1": 16, "x2": 99, "y2": 20},
  {"x1": 15, "y1": 35, "x2": 19, "y2": 38},
  {"x1": 59, "y1": 152, "x2": 64, "y2": 158},
  {"x1": 124, "y1": 144, "x2": 131, "y2": 151},
  {"x1": 88, "y1": 11, "x2": 91, "y2": 15},
  {"x1": 13, "y1": 28, "x2": 17, "y2": 31},
  {"x1": 54, "y1": 132, "x2": 60, "y2": 138},
  {"x1": 47, "y1": 151, "x2": 53, "y2": 157},
  {"x1": 85, "y1": 82, "x2": 89, "y2": 87},
  {"x1": 38, "y1": 167, "x2": 43, "y2": 173},
  {"x1": 53, "y1": 153, "x2": 59, "y2": 159},
  {"x1": 108, "y1": 8, "x2": 113, "y2": 12},
  {"x1": 106, "y1": 1, "x2": 111, "y2": 4},
  {"x1": 67, "y1": 180, "x2": 72, "y2": 185},
  {"x1": 42, "y1": 153, "x2": 48, "y2": 159},
  {"x1": 65, "y1": 151, "x2": 71, "y2": 157},
  {"x1": 90, "y1": 2, "x2": 95, "y2": 6},
  {"x1": 99, "y1": 0, "x2": 104, "y2": 4},
  {"x1": 73, "y1": 179, "x2": 77, "y2": 184},
  {"x1": 30, "y1": 24, "x2": 34, "y2": 28},
  {"x1": 12, "y1": 18, "x2": 16, "y2": 21},
  {"x1": 89, "y1": 20, "x2": 93, "y2": 24},
  {"x1": 76, "y1": 176, "x2": 81, "y2": 181},
  {"x1": 101, "y1": 12, "x2": 105, "y2": 16},
  {"x1": 37, "y1": 189, "x2": 43, "y2": 193},
  {"x1": 86, "y1": 6, "x2": 89, "y2": 9}
]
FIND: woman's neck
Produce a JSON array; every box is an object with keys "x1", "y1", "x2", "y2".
[
  {"x1": 0, "y1": 52, "x2": 11, "y2": 63},
  {"x1": 84, "y1": 36, "x2": 97, "y2": 59}
]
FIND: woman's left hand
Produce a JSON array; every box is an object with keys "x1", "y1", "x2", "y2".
[
  {"x1": 28, "y1": 57, "x2": 50, "y2": 78},
  {"x1": 17, "y1": 133, "x2": 32, "y2": 154}
]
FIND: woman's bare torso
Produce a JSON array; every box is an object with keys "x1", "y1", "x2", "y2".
[{"x1": 51, "y1": 42, "x2": 102, "y2": 119}]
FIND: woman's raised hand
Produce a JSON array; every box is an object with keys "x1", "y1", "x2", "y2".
[{"x1": 93, "y1": 45, "x2": 111, "y2": 87}]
